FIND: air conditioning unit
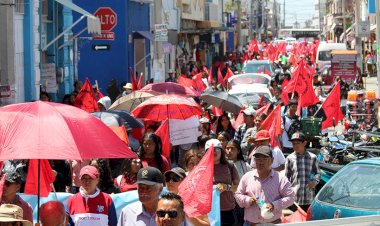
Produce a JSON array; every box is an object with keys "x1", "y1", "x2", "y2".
[{"x1": 205, "y1": 3, "x2": 219, "y2": 22}]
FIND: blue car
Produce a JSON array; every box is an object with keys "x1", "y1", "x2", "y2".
[{"x1": 309, "y1": 157, "x2": 380, "y2": 220}]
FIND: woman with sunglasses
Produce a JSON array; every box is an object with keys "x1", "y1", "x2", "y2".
[
  {"x1": 114, "y1": 158, "x2": 142, "y2": 193},
  {"x1": 163, "y1": 167, "x2": 210, "y2": 226}
]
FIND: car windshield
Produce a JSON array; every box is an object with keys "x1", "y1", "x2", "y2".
[
  {"x1": 318, "y1": 51, "x2": 332, "y2": 61},
  {"x1": 243, "y1": 63, "x2": 274, "y2": 74},
  {"x1": 231, "y1": 92, "x2": 271, "y2": 108},
  {"x1": 317, "y1": 164, "x2": 380, "y2": 209},
  {"x1": 229, "y1": 74, "x2": 270, "y2": 86}
]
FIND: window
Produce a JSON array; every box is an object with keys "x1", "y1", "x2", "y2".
[
  {"x1": 318, "y1": 51, "x2": 332, "y2": 61},
  {"x1": 15, "y1": 0, "x2": 24, "y2": 14},
  {"x1": 317, "y1": 164, "x2": 380, "y2": 209}
]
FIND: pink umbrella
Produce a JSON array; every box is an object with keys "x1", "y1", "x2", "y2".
[
  {"x1": 140, "y1": 82, "x2": 200, "y2": 97},
  {"x1": 132, "y1": 94, "x2": 203, "y2": 121},
  {"x1": 0, "y1": 101, "x2": 135, "y2": 160}
]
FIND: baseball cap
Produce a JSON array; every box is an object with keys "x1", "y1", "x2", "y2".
[
  {"x1": 205, "y1": 139, "x2": 222, "y2": 151},
  {"x1": 136, "y1": 166, "x2": 164, "y2": 185},
  {"x1": 255, "y1": 130, "x2": 270, "y2": 141},
  {"x1": 2, "y1": 167, "x2": 24, "y2": 184},
  {"x1": 243, "y1": 107, "x2": 256, "y2": 116},
  {"x1": 79, "y1": 165, "x2": 99, "y2": 179},
  {"x1": 199, "y1": 117, "x2": 210, "y2": 124},
  {"x1": 290, "y1": 132, "x2": 306, "y2": 142},
  {"x1": 253, "y1": 146, "x2": 272, "y2": 157},
  {"x1": 164, "y1": 167, "x2": 186, "y2": 179}
]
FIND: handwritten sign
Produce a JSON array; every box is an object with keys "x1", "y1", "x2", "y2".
[{"x1": 169, "y1": 116, "x2": 201, "y2": 146}]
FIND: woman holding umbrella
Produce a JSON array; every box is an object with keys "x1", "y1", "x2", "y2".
[{"x1": 139, "y1": 133, "x2": 171, "y2": 173}]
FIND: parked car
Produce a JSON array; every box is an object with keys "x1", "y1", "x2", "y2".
[
  {"x1": 228, "y1": 73, "x2": 273, "y2": 108},
  {"x1": 309, "y1": 157, "x2": 380, "y2": 220},
  {"x1": 241, "y1": 60, "x2": 275, "y2": 76}
]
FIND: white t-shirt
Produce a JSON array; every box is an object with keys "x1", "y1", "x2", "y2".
[{"x1": 250, "y1": 146, "x2": 286, "y2": 170}]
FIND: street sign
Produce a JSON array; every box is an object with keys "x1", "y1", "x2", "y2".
[
  {"x1": 92, "y1": 44, "x2": 110, "y2": 51},
  {"x1": 154, "y1": 24, "x2": 168, "y2": 41},
  {"x1": 356, "y1": 21, "x2": 370, "y2": 37},
  {"x1": 94, "y1": 7, "x2": 117, "y2": 40}
]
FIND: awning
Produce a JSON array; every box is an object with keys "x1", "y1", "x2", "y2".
[
  {"x1": 42, "y1": 0, "x2": 101, "y2": 51},
  {"x1": 135, "y1": 31, "x2": 154, "y2": 41}
]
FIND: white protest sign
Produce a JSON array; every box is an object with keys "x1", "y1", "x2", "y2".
[{"x1": 169, "y1": 116, "x2": 201, "y2": 146}]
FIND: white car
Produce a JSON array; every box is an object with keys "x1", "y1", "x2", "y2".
[{"x1": 227, "y1": 73, "x2": 274, "y2": 108}]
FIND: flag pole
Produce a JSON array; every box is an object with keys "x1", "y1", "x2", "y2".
[{"x1": 37, "y1": 159, "x2": 41, "y2": 222}]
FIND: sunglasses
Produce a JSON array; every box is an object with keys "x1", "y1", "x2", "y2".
[
  {"x1": 165, "y1": 174, "x2": 182, "y2": 183},
  {"x1": 156, "y1": 210, "x2": 178, "y2": 218}
]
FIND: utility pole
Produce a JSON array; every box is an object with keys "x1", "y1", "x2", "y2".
[
  {"x1": 249, "y1": 0, "x2": 254, "y2": 40},
  {"x1": 355, "y1": 0, "x2": 362, "y2": 73},
  {"x1": 236, "y1": 0, "x2": 243, "y2": 53},
  {"x1": 376, "y1": 0, "x2": 380, "y2": 95}
]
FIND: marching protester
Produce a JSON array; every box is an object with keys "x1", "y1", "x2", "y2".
[
  {"x1": 118, "y1": 167, "x2": 163, "y2": 226},
  {"x1": 234, "y1": 107, "x2": 257, "y2": 155},
  {"x1": 235, "y1": 146, "x2": 295, "y2": 225},
  {"x1": 114, "y1": 158, "x2": 142, "y2": 193},
  {"x1": 0, "y1": 204, "x2": 32, "y2": 226},
  {"x1": 281, "y1": 99, "x2": 301, "y2": 154},
  {"x1": 39, "y1": 201, "x2": 70, "y2": 226},
  {"x1": 285, "y1": 132, "x2": 321, "y2": 212},
  {"x1": 1, "y1": 166, "x2": 33, "y2": 222},
  {"x1": 68, "y1": 165, "x2": 117, "y2": 226},
  {"x1": 155, "y1": 193, "x2": 185, "y2": 226},
  {"x1": 215, "y1": 113, "x2": 236, "y2": 139},
  {"x1": 139, "y1": 133, "x2": 171, "y2": 173}
]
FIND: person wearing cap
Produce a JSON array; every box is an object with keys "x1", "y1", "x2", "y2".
[
  {"x1": 0, "y1": 204, "x2": 32, "y2": 226},
  {"x1": 165, "y1": 69, "x2": 177, "y2": 83},
  {"x1": 1, "y1": 167, "x2": 33, "y2": 222},
  {"x1": 199, "y1": 117, "x2": 215, "y2": 137},
  {"x1": 122, "y1": 83, "x2": 133, "y2": 96},
  {"x1": 247, "y1": 130, "x2": 286, "y2": 172},
  {"x1": 206, "y1": 139, "x2": 240, "y2": 226},
  {"x1": 117, "y1": 167, "x2": 164, "y2": 226},
  {"x1": 281, "y1": 99, "x2": 301, "y2": 154},
  {"x1": 155, "y1": 193, "x2": 185, "y2": 226},
  {"x1": 67, "y1": 165, "x2": 117, "y2": 226},
  {"x1": 234, "y1": 107, "x2": 256, "y2": 154},
  {"x1": 235, "y1": 146, "x2": 295, "y2": 225},
  {"x1": 285, "y1": 132, "x2": 320, "y2": 212}
]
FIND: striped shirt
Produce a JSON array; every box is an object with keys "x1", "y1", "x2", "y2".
[
  {"x1": 285, "y1": 151, "x2": 321, "y2": 205},
  {"x1": 235, "y1": 169, "x2": 295, "y2": 223}
]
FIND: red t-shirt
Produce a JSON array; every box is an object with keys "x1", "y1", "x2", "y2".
[
  {"x1": 114, "y1": 175, "x2": 137, "y2": 193},
  {"x1": 141, "y1": 155, "x2": 171, "y2": 173}
]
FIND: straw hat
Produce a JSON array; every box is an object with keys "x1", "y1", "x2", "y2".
[{"x1": 0, "y1": 204, "x2": 32, "y2": 226}]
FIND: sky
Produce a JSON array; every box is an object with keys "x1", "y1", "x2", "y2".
[{"x1": 283, "y1": 0, "x2": 316, "y2": 27}]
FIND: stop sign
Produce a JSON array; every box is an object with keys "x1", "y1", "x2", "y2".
[{"x1": 94, "y1": 7, "x2": 117, "y2": 31}]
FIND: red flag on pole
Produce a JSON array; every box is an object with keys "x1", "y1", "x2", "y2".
[
  {"x1": 24, "y1": 160, "x2": 56, "y2": 197},
  {"x1": 256, "y1": 103, "x2": 271, "y2": 115},
  {"x1": 178, "y1": 75, "x2": 194, "y2": 88},
  {"x1": 155, "y1": 120, "x2": 171, "y2": 159},
  {"x1": 207, "y1": 68, "x2": 213, "y2": 84},
  {"x1": 129, "y1": 67, "x2": 138, "y2": 91},
  {"x1": 137, "y1": 73, "x2": 143, "y2": 90},
  {"x1": 258, "y1": 94, "x2": 265, "y2": 108},
  {"x1": 74, "y1": 79, "x2": 99, "y2": 113},
  {"x1": 299, "y1": 74, "x2": 320, "y2": 108},
  {"x1": 192, "y1": 73, "x2": 206, "y2": 93},
  {"x1": 203, "y1": 66, "x2": 209, "y2": 75},
  {"x1": 224, "y1": 68, "x2": 235, "y2": 82},
  {"x1": 178, "y1": 145, "x2": 214, "y2": 218},
  {"x1": 233, "y1": 109, "x2": 245, "y2": 129},
  {"x1": 322, "y1": 83, "x2": 344, "y2": 129},
  {"x1": 261, "y1": 104, "x2": 282, "y2": 148},
  {"x1": 212, "y1": 106, "x2": 224, "y2": 117},
  {"x1": 264, "y1": 68, "x2": 271, "y2": 76},
  {"x1": 217, "y1": 68, "x2": 224, "y2": 85}
]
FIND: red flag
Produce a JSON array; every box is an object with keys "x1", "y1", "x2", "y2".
[
  {"x1": 264, "y1": 68, "x2": 271, "y2": 76},
  {"x1": 203, "y1": 66, "x2": 209, "y2": 75},
  {"x1": 178, "y1": 145, "x2": 214, "y2": 217},
  {"x1": 97, "y1": 90, "x2": 104, "y2": 100},
  {"x1": 74, "y1": 79, "x2": 99, "y2": 113},
  {"x1": 280, "y1": 78, "x2": 290, "y2": 105},
  {"x1": 224, "y1": 68, "x2": 235, "y2": 82},
  {"x1": 137, "y1": 73, "x2": 143, "y2": 90},
  {"x1": 322, "y1": 83, "x2": 344, "y2": 129},
  {"x1": 257, "y1": 68, "x2": 261, "y2": 73},
  {"x1": 178, "y1": 75, "x2": 194, "y2": 88},
  {"x1": 217, "y1": 68, "x2": 224, "y2": 85},
  {"x1": 258, "y1": 94, "x2": 265, "y2": 108},
  {"x1": 155, "y1": 120, "x2": 171, "y2": 159},
  {"x1": 299, "y1": 74, "x2": 320, "y2": 108},
  {"x1": 281, "y1": 207, "x2": 307, "y2": 223},
  {"x1": 233, "y1": 110, "x2": 245, "y2": 129},
  {"x1": 129, "y1": 67, "x2": 138, "y2": 91},
  {"x1": 212, "y1": 106, "x2": 224, "y2": 117},
  {"x1": 192, "y1": 73, "x2": 206, "y2": 93},
  {"x1": 256, "y1": 103, "x2": 271, "y2": 115},
  {"x1": 261, "y1": 104, "x2": 282, "y2": 147},
  {"x1": 207, "y1": 68, "x2": 213, "y2": 84},
  {"x1": 24, "y1": 160, "x2": 56, "y2": 197}
]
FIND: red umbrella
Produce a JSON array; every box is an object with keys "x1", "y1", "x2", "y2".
[
  {"x1": 132, "y1": 94, "x2": 203, "y2": 121},
  {"x1": 0, "y1": 101, "x2": 135, "y2": 160},
  {"x1": 140, "y1": 82, "x2": 200, "y2": 97}
]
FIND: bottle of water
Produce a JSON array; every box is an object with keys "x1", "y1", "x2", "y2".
[{"x1": 256, "y1": 196, "x2": 265, "y2": 208}]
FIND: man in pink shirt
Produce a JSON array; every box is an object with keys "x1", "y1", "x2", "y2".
[{"x1": 235, "y1": 146, "x2": 295, "y2": 225}]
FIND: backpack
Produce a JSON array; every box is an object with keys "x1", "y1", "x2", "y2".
[{"x1": 283, "y1": 115, "x2": 302, "y2": 138}]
